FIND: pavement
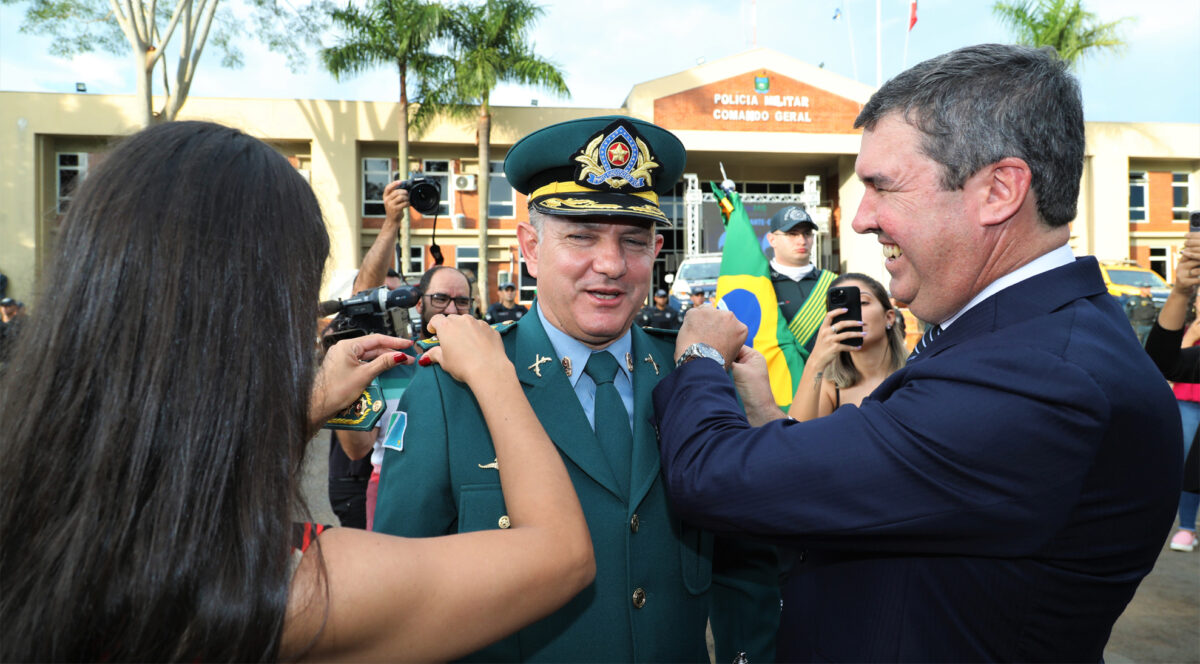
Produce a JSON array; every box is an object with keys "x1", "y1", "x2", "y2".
[
  {"x1": 299, "y1": 428, "x2": 339, "y2": 526},
  {"x1": 1105, "y1": 535, "x2": 1200, "y2": 663}
]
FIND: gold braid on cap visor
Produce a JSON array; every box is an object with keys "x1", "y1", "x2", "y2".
[{"x1": 530, "y1": 181, "x2": 660, "y2": 206}]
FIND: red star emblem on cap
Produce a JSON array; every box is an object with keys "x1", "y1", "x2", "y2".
[{"x1": 607, "y1": 142, "x2": 630, "y2": 167}]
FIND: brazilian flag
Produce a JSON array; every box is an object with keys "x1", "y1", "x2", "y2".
[{"x1": 712, "y1": 184, "x2": 806, "y2": 408}]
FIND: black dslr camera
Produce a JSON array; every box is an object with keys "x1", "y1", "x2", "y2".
[
  {"x1": 398, "y1": 177, "x2": 442, "y2": 216},
  {"x1": 320, "y1": 285, "x2": 421, "y2": 352}
]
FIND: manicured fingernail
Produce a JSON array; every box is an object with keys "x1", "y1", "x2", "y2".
[
  {"x1": 393, "y1": 353, "x2": 406, "y2": 364},
  {"x1": 418, "y1": 355, "x2": 431, "y2": 367}
]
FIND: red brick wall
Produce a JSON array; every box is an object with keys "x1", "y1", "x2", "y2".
[{"x1": 654, "y1": 69, "x2": 863, "y2": 134}]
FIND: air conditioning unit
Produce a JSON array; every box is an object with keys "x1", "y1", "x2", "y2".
[{"x1": 454, "y1": 174, "x2": 477, "y2": 191}]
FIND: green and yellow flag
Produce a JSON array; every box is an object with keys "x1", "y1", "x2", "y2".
[{"x1": 712, "y1": 184, "x2": 806, "y2": 408}]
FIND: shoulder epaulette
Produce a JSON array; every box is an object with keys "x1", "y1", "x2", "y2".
[
  {"x1": 416, "y1": 319, "x2": 519, "y2": 350},
  {"x1": 641, "y1": 326, "x2": 680, "y2": 338}
]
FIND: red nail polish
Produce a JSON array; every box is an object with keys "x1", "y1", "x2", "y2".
[
  {"x1": 418, "y1": 355, "x2": 431, "y2": 367},
  {"x1": 393, "y1": 353, "x2": 406, "y2": 364}
]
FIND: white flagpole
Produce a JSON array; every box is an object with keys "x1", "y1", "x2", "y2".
[
  {"x1": 875, "y1": 0, "x2": 883, "y2": 87},
  {"x1": 903, "y1": 0, "x2": 911, "y2": 68},
  {"x1": 844, "y1": 3, "x2": 860, "y2": 82}
]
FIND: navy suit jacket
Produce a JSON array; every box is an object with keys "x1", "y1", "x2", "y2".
[{"x1": 653, "y1": 257, "x2": 1182, "y2": 662}]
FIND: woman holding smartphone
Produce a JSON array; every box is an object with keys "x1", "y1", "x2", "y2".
[
  {"x1": 1145, "y1": 229, "x2": 1200, "y2": 552},
  {"x1": 789, "y1": 273, "x2": 907, "y2": 422}
]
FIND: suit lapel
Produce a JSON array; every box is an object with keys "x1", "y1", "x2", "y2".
[
  {"x1": 515, "y1": 311, "x2": 622, "y2": 498},
  {"x1": 629, "y1": 327, "x2": 674, "y2": 509}
]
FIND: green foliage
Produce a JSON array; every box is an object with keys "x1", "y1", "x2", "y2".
[
  {"x1": 443, "y1": 0, "x2": 569, "y2": 112},
  {"x1": 992, "y1": 0, "x2": 1133, "y2": 69},
  {"x1": 319, "y1": 0, "x2": 453, "y2": 134},
  {"x1": 6, "y1": 0, "x2": 131, "y2": 57},
  {"x1": 2, "y1": 0, "x2": 330, "y2": 73}
]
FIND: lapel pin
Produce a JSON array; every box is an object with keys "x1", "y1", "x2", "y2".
[
  {"x1": 529, "y1": 354, "x2": 553, "y2": 378},
  {"x1": 644, "y1": 354, "x2": 659, "y2": 375},
  {"x1": 625, "y1": 352, "x2": 634, "y2": 372},
  {"x1": 561, "y1": 356, "x2": 572, "y2": 377},
  {"x1": 478, "y1": 458, "x2": 499, "y2": 470}
]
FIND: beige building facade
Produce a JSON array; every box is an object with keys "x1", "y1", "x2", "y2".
[{"x1": 2, "y1": 48, "x2": 1197, "y2": 307}]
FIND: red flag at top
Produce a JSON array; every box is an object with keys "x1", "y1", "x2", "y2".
[{"x1": 908, "y1": 0, "x2": 918, "y2": 30}]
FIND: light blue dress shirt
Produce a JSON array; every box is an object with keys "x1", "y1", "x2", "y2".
[{"x1": 536, "y1": 303, "x2": 635, "y2": 432}]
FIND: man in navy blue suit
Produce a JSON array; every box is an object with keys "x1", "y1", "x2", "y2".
[{"x1": 652, "y1": 44, "x2": 1182, "y2": 662}]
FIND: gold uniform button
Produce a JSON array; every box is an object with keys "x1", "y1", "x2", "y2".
[
  {"x1": 498, "y1": 515, "x2": 511, "y2": 529},
  {"x1": 630, "y1": 514, "x2": 640, "y2": 533},
  {"x1": 632, "y1": 587, "x2": 646, "y2": 609}
]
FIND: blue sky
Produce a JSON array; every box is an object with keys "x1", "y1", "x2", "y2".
[{"x1": 1, "y1": 0, "x2": 1198, "y2": 124}]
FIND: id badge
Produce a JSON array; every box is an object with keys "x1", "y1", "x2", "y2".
[{"x1": 324, "y1": 379, "x2": 386, "y2": 431}]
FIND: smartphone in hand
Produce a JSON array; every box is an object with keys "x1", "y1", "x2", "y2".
[{"x1": 826, "y1": 286, "x2": 864, "y2": 348}]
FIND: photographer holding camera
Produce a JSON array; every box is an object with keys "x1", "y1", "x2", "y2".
[{"x1": 353, "y1": 180, "x2": 411, "y2": 295}]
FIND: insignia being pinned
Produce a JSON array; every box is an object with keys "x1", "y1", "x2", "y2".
[
  {"x1": 478, "y1": 458, "x2": 499, "y2": 471},
  {"x1": 625, "y1": 352, "x2": 634, "y2": 372},
  {"x1": 644, "y1": 354, "x2": 660, "y2": 375},
  {"x1": 561, "y1": 356, "x2": 572, "y2": 377},
  {"x1": 529, "y1": 354, "x2": 554, "y2": 378}
]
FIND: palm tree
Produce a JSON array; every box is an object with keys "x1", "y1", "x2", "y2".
[
  {"x1": 321, "y1": 0, "x2": 453, "y2": 276},
  {"x1": 445, "y1": 0, "x2": 569, "y2": 310},
  {"x1": 992, "y1": 0, "x2": 1133, "y2": 69}
]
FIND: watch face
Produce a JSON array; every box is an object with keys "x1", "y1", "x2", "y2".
[{"x1": 678, "y1": 343, "x2": 723, "y2": 367}]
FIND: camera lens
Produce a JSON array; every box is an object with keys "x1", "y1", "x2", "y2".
[{"x1": 409, "y1": 181, "x2": 441, "y2": 216}]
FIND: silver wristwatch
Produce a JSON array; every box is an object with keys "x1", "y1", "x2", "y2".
[{"x1": 676, "y1": 342, "x2": 725, "y2": 368}]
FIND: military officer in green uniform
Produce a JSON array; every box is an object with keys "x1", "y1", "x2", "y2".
[
  {"x1": 767, "y1": 205, "x2": 838, "y2": 360},
  {"x1": 373, "y1": 116, "x2": 778, "y2": 662}
]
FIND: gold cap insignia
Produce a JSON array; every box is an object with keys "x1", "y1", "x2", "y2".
[{"x1": 574, "y1": 121, "x2": 659, "y2": 193}]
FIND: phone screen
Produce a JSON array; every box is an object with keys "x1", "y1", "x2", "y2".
[{"x1": 826, "y1": 286, "x2": 864, "y2": 348}]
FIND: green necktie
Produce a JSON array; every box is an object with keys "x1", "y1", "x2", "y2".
[{"x1": 584, "y1": 351, "x2": 633, "y2": 497}]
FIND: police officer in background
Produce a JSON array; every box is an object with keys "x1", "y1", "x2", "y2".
[
  {"x1": 768, "y1": 205, "x2": 837, "y2": 357},
  {"x1": 485, "y1": 281, "x2": 528, "y2": 324},
  {"x1": 636, "y1": 288, "x2": 681, "y2": 330},
  {"x1": 682, "y1": 286, "x2": 708, "y2": 317}
]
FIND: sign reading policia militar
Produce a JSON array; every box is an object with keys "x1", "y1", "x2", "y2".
[{"x1": 653, "y1": 69, "x2": 863, "y2": 133}]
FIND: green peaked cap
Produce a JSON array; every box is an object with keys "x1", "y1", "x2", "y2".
[{"x1": 503, "y1": 115, "x2": 686, "y2": 226}]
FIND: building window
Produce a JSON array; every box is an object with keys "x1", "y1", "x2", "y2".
[
  {"x1": 1173, "y1": 172, "x2": 1191, "y2": 221},
  {"x1": 519, "y1": 258, "x2": 537, "y2": 301},
  {"x1": 455, "y1": 245, "x2": 479, "y2": 282},
  {"x1": 407, "y1": 245, "x2": 425, "y2": 275},
  {"x1": 1150, "y1": 247, "x2": 1168, "y2": 280},
  {"x1": 363, "y1": 158, "x2": 392, "y2": 217},
  {"x1": 421, "y1": 160, "x2": 451, "y2": 217},
  {"x1": 1128, "y1": 171, "x2": 1146, "y2": 222},
  {"x1": 57, "y1": 152, "x2": 88, "y2": 214},
  {"x1": 489, "y1": 161, "x2": 515, "y2": 218}
]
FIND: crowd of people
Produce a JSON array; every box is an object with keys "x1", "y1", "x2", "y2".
[{"x1": 1, "y1": 43, "x2": 1196, "y2": 663}]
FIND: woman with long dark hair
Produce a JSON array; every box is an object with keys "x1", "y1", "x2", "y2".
[
  {"x1": 789, "y1": 273, "x2": 907, "y2": 421},
  {"x1": 1145, "y1": 231, "x2": 1200, "y2": 550},
  {"x1": 0, "y1": 121, "x2": 593, "y2": 662}
]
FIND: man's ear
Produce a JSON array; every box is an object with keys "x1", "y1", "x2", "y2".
[
  {"x1": 516, "y1": 222, "x2": 541, "y2": 278},
  {"x1": 976, "y1": 157, "x2": 1032, "y2": 227},
  {"x1": 653, "y1": 232, "x2": 665, "y2": 258}
]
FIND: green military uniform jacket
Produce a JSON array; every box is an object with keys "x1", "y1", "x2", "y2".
[{"x1": 374, "y1": 308, "x2": 777, "y2": 662}]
